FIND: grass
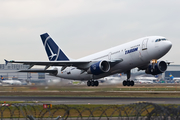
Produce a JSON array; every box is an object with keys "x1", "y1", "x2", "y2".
[
  {"x1": 0, "y1": 84, "x2": 180, "y2": 97},
  {"x1": 0, "y1": 91, "x2": 179, "y2": 97},
  {"x1": 0, "y1": 84, "x2": 180, "y2": 91}
]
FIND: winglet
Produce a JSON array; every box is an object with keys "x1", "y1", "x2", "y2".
[{"x1": 4, "y1": 59, "x2": 8, "y2": 65}]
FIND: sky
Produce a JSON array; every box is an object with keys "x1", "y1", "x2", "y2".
[{"x1": 0, "y1": 0, "x2": 179, "y2": 64}]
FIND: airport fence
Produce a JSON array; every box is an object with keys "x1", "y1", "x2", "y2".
[{"x1": 0, "y1": 101, "x2": 180, "y2": 120}]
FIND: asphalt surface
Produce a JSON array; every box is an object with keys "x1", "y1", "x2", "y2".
[{"x1": 0, "y1": 96, "x2": 180, "y2": 104}]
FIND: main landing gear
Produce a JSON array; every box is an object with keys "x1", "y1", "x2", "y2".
[
  {"x1": 123, "y1": 70, "x2": 134, "y2": 86},
  {"x1": 87, "y1": 80, "x2": 99, "y2": 87},
  {"x1": 123, "y1": 80, "x2": 134, "y2": 86}
]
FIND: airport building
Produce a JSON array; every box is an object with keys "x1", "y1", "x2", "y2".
[
  {"x1": 0, "y1": 64, "x2": 59, "y2": 85},
  {"x1": 0, "y1": 64, "x2": 29, "y2": 70},
  {"x1": 164, "y1": 65, "x2": 180, "y2": 80},
  {"x1": 0, "y1": 63, "x2": 180, "y2": 84},
  {"x1": 131, "y1": 64, "x2": 180, "y2": 80}
]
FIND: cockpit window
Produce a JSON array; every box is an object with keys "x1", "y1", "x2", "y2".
[
  {"x1": 155, "y1": 38, "x2": 166, "y2": 42},
  {"x1": 161, "y1": 38, "x2": 166, "y2": 41},
  {"x1": 155, "y1": 39, "x2": 160, "y2": 42}
]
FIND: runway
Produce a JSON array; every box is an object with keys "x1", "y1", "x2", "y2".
[{"x1": 1, "y1": 96, "x2": 180, "y2": 104}]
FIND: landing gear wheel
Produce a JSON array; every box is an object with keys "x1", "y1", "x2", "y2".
[
  {"x1": 91, "y1": 81, "x2": 95, "y2": 86},
  {"x1": 87, "y1": 80, "x2": 99, "y2": 87},
  {"x1": 94, "y1": 81, "x2": 99, "y2": 86},
  {"x1": 127, "y1": 81, "x2": 130, "y2": 86},
  {"x1": 123, "y1": 80, "x2": 127, "y2": 86},
  {"x1": 87, "y1": 81, "x2": 91, "y2": 86},
  {"x1": 123, "y1": 80, "x2": 134, "y2": 86},
  {"x1": 130, "y1": 81, "x2": 134, "y2": 86}
]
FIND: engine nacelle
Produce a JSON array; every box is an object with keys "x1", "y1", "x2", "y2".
[
  {"x1": 145, "y1": 61, "x2": 167, "y2": 75},
  {"x1": 87, "y1": 60, "x2": 110, "y2": 75}
]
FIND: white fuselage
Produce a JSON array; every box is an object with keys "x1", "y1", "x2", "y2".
[
  {"x1": 53, "y1": 36, "x2": 172, "y2": 81},
  {"x1": 134, "y1": 75, "x2": 158, "y2": 81},
  {"x1": 2, "y1": 80, "x2": 22, "y2": 85},
  {"x1": 137, "y1": 80, "x2": 154, "y2": 84}
]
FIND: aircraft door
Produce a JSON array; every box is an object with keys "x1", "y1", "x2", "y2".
[
  {"x1": 142, "y1": 38, "x2": 148, "y2": 50},
  {"x1": 140, "y1": 38, "x2": 149, "y2": 61}
]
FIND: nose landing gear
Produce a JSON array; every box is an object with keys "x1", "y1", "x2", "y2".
[
  {"x1": 123, "y1": 80, "x2": 134, "y2": 86},
  {"x1": 87, "y1": 80, "x2": 99, "y2": 87}
]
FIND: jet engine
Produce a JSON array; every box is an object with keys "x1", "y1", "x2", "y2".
[
  {"x1": 87, "y1": 60, "x2": 110, "y2": 75},
  {"x1": 145, "y1": 61, "x2": 167, "y2": 75}
]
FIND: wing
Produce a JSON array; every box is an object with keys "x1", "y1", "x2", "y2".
[
  {"x1": 165, "y1": 60, "x2": 174, "y2": 65},
  {"x1": 5, "y1": 59, "x2": 123, "y2": 72}
]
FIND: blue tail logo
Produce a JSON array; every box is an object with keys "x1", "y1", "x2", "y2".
[
  {"x1": 169, "y1": 73, "x2": 174, "y2": 80},
  {"x1": 1, "y1": 76, "x2": 4, "y2": 80},
  {"x1": 40, "y1": 33, "x2": 69, "y2": 61}
]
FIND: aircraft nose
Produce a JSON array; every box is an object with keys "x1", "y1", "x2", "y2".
[
  {"x1": 160, "y1": 41, "x2": 172, "y2": 53},
  {"x1": 164, "y1": 41, "x2": 172, "y2": 50}
]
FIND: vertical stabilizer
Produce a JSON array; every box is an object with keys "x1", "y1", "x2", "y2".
[
  {"x1": 40, "y1": 33, "x2": 69, "y2": 61},
  {"x1": 169, "y1": 73, "x2": 174, "y2": 80},
  {"x1": 1, "y1": 76, "x2": 4, "y2": 80}
]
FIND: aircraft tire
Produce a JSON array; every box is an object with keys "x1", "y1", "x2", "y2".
[
  {"x1": 127, "y1": 81, "x2": 130, "y2": 86},
  {"x1": 94, "y1": 81, "x2": 99, "y2": 86},
  {"x1": 91, "y1": 81, "x2": 95, "y2": 86},
  {"x1": 87, "y1": 81, "x2": 91, "y2": 86},
  {"x1": 123, "y1": 80, "x2": 127, "y2": 86},
  {"x1": 130, "y1": 81, "x2": 134, "y2": 86}
]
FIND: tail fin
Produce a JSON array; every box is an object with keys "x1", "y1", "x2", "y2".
[
  {"x1": 40, "y1": 33, "x2": 69, "y2": 61},
  {"x1": 169, "y1": 73, "x2": 174, "y2": 80},
  {"x1": 1, "y1": 76, "x2": 4, "y2": 80}
]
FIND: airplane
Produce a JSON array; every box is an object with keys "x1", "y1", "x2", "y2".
[
  {"x1": 47, "y1": 78, "x2": 61, "y2": 85},
  {"x1": 137, "y1": 79, "x2": 154, "y2": 84},
  {"x1": 5, "y1": 33, "x2": 172, "y2": 87},
  {"x1": 101, "y1": 76, "x2": 124, "y2": 84},
  {"x1": 0, "y1": 76, "x2": 22, "y2": 85},
  {"x1": 134, "y1": 75, "x2": 158, "y2": 81},
  {"x1": 169, "y1": 73, "x2": 180, "y2": 80},
  {"x1": 98, "y1": 74, "x2": 123, "y2": 84},
  {"x1": 132, "y1": 73, "x2": 158, "y2": 84}
]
